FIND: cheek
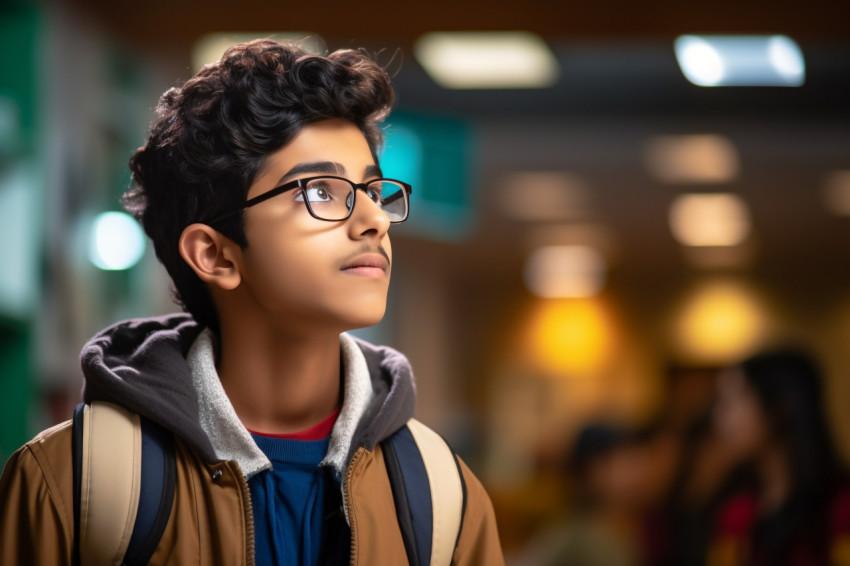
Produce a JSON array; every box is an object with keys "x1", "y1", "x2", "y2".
[
  {"x1": 245, "y1": 253, "x2": 316, "y2": 312},
  {"x1": 241, "y1": 224, "x2": 334, "y2": 306}
]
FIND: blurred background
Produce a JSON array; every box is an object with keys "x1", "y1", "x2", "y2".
[{"x1": 2, "y1": 0, "x2": 850, "y2": 563}]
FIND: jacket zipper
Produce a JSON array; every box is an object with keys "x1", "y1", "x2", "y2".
[
  {"x1": 343, "y1": 448, "x2": 366, "y2": 566},
  {"x1": 232, "y1": 462, "x2": 256, "y2": 566}
]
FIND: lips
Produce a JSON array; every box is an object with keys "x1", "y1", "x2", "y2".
[{"x1": 341, "y1": 252, "x2": 390, "y2": 273}]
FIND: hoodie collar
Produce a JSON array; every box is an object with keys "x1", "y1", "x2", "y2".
[
  {"x1": 81, "y1": 314, "x2": 216, "y2": 461},
  {"x1": 81, "y1": 313, "x2": 416, "y2": 474},
  {"x1": 187, "y1": 328, "x2": 376, "y2": 478}
]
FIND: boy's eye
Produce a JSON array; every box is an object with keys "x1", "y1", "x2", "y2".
[
  {"x1": 365, "y1": 185, "x2": 382, "y2": 203},
  {"x1": 295, "y1": 185, "x2": 334, "y2": 203},
  {"x1": 307, "y1": 187, "x2": 332, "y2": 202}
]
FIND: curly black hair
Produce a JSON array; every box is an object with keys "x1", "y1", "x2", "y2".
[{"x1": 123, "y1": 39, "x2": 396, "y2": 331}]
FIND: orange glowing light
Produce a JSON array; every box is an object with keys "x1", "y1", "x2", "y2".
[
  {"x1": 675, "y1": 281, "x2": 766, "y2": 363},
  {"x1": 522, "y1": 299, "x2": 612, "y2": 376}
]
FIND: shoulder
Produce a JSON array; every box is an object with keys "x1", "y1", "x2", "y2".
[
  {"x1": 451, "y1": 455, "x2": 505, "y2": 565},
  {"x1": 1, "y1": 420, "x2": 76, "y2": 562},
  {"x1": 1, "y1": 419, "x2": 74, "y2": 499},
  {"x1": 401, "y1": 419, "x2": 505, "y2": 565},
  {"x1": 3, "y1": 419, "x2": 74, "y2": 481},
  {"x1": 393, "y1": 418, "x2": 495, "y2": 517}
]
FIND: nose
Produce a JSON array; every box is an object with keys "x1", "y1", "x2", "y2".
[{"x1": 347, "y1": 188, "x2": 391, "y2": 239}]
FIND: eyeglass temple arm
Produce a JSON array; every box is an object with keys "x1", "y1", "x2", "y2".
[
  {"x1": 381, "y1": 191, "x2": 405, "y2": 205},
  {"x1": 206, "y1": 184, "x2": 293, "y2": 225}
]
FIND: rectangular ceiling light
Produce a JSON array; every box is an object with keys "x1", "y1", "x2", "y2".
[
  {"x1": 644, "y1": 134, "x2": 740, "y2": 184},
  {"x1": 498, "y1": 172, "x2": 590, "y2": 221},
  {"x1": 524, "y1": 245, "x2": 606, "y2": 298},
  {"x1": 674, "y1": 35, "x2": 805, "y2": 87},
  {"x1": 669, "y1": 193, "x2": 751, "y2": 247},
  {"x1": 414, "y1": 31, "x2": 559, "y2": 89}
]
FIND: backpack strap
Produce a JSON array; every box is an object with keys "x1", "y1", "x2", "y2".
[
  {"x1": 381, "y1": 419, "x2": 467, "y2": 566},
  {"x1": 72, "y1": 401, "x2": 176, "y2": 566},
  {"x1": 124, "y1": 411, "x2": 176, "y2": 566}
]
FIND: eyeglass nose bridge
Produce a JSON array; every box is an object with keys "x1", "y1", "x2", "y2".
[
  {"x1": 343, "y1": 181, "x2": 409, "y2": 223},
  {"x1": 344, "y1": 183, "x2": 384, "y2": 218}
]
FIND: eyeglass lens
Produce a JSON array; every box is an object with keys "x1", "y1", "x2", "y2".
[{"x1": 303, "y1": 177, "x2": 408, "y2": 222}]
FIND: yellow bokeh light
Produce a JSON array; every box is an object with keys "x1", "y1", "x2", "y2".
[
  {"x1": 521, "y1": 299, "x2": 612, "y2": 376},
  {"x1": 675, "y1": 280, "x2": 766, "y2": 363}
]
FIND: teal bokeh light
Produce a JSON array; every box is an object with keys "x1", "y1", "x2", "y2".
[
  {"x1": 380, "y1": 111, "x2": 475, "y2": 241},
  {"x1": 88, "y1": 211, "x2": 146, "y2": 271}
]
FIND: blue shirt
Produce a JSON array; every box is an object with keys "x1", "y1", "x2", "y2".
[{"x1": 248, "y1": 434, "x2": 331, "y2": 566}]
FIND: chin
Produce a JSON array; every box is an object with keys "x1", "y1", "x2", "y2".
[{"x1": 342, "y1": 306, "x2": 387, "y2": 331}]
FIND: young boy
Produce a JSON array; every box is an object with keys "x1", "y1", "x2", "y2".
[{"x1": 0, "y1": 39, "x2": 503, "y2": 565}]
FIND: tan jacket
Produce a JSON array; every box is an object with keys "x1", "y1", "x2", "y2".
[
  {"x1": 0, "y1": 315, "x2": 504, "y2": 565},
  {"x1": 0, "y1": 420, "x2": 503, "y2": 565}
]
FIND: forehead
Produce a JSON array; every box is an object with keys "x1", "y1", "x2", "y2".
[{"x1": 257, "y1": 119, "x2": 374, "y2": 181}]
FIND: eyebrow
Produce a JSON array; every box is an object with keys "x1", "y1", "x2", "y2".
[{"x1": 275, "y1": 161, "x2": 383, "y2": 186}]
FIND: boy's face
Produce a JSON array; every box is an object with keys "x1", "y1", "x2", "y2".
[{"x1": 233, "y1": 119, "x2": 393, "y2": 332}]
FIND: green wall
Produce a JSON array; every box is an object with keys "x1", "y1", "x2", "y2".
[{"x1": 0, "y1": 1, "x2": 40, "y2": 465}]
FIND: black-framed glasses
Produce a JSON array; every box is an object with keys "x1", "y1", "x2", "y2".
[{"x1": 208, "y1": 175, "x2": 412, "y2": 225}]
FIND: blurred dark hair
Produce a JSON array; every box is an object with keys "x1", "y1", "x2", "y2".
[
  {"x1": 123, "y1": 39, "x2": 396, "y2": 331},
  {"x1": 569, "y1": 423, "x2": 631, "y2": 479},
  {"x1": 739, "y1": 347, "x2": 841, "y2": 497}
]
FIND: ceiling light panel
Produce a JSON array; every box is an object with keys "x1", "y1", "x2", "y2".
[
  {"x1": 669, "y1": 193, "x2": 751, "y2": 247},
  {"x1": 524, "y1": 245, "x2": 606, "y2": 298},
  {"x1": 498, "y1": 172, "x2": 590, "y2": 221},
  {"x1": 675, "y1": 35, "x2": 805, "y2": 87},
  {"x1": 644, "y1": 134, "x2": 739, "y2": 184},
  {"x1": 414, "y1": 31, "x2": 559, "y2": 89}
]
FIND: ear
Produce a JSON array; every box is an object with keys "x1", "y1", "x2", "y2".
[{"x1": 178, "y1": 223, "x2": 242, "y2": 291}]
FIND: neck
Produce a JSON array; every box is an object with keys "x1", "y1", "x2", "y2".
[{"x1": 215, "y1": 313, "x2": 343, "y2": 435}]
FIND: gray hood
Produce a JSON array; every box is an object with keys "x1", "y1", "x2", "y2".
[{"x1": 81, "y1": 313, "x2": 417, "y2": 477}]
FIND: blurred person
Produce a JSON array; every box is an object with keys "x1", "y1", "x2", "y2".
[
  {"x1": 704, "y1": 348, "x2": 850, "y2": 566},
  {"x1": 625, "y1": 420, "x2": 683, "y2": 566},
  {"x1": 663, "y1": 365, "x2": 721, "y2": 435},
  {"x1": 584, "y1": 418, "x2": 690, "y2": 566},
  {"x1": 630, "y1": 366, "x2": 734, "y2": 566},
  {"x1": 0, "y1": 39, "x2": 503, "y2": 565},
  {"x1": 520, "y1": 423, "x2": 648, "y2": 566},
  {"x1": 649, "y1": 407, "x2": 742, "y2": 566}
]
